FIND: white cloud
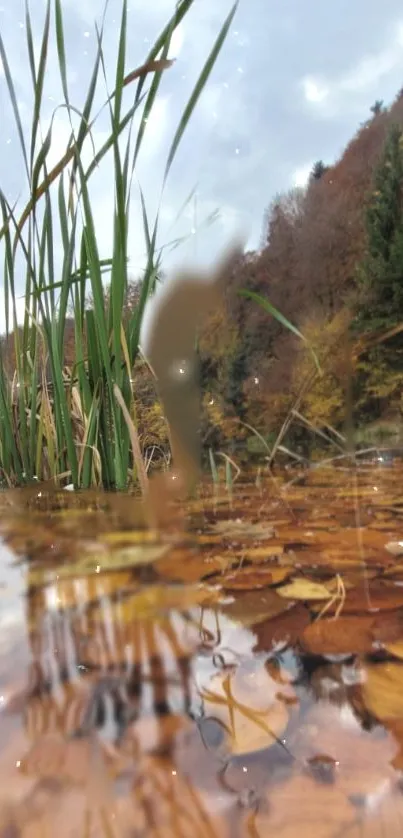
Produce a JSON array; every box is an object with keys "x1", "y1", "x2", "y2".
[
  {"x1": 301, "y1": 76, "x2": 329, "y2": 104},
  {"x1": 300, "y1": 18, "x2": 403, "y2": 115},
  {"x1": 339, "y1": 24, "x2": 403, "y2": 92}
]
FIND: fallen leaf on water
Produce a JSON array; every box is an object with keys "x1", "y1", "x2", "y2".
[
  {"x1": 311, "y1": 581, "x2": 403, "y2": 616},
  {"x1": 222, "y1": 566, "x2": 291, "y2": 591},
  {"x1": 277, "y1": 578, "x2": 333, "y2": 601},
  {"x1": 200, "y1": 660, "x2": 294, "y2": 756},
  {"x1": 301, "y1": 615, "x2": 376, "y2": 656},
  {"x1": 362, "y1": 661, "x2": 403, "y2": 720},
  {"x1": 221, "y1": 589, "x2": 292, "y2": 627}
]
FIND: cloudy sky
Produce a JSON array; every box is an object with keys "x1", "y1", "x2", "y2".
[{"x1": 1, "y1": 0, "x2": 403, "y2": 331}]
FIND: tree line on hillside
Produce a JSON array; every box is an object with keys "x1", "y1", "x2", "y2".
[{"x1": 196, "y1": 87, "x2": 403, "y2": 458}]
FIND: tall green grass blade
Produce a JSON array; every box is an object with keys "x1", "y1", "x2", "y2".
[
  {"x1": 29, "y1": 0, "x2": 51, "y2": 172},
  {"x1": 239, "y1": 289, "x2": 322, "y2": 373},
  {"x1": 0, "y1": 32, "x2": 29, "y2": 180},
  {"x1": 164, "y1": 2, "x2": 238, "y2": 182},
  {"x1": 54, "y1": 0, "x2": 70, "y2": 104}
]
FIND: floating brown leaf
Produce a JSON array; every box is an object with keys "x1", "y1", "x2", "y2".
[
  {"x1": 301, "y1": 615, "x2": 375, "y2": 655},
  {"x1": 311, "y1": 581, "x2": 403, "y2": 616},
  {"x1": 222, "y1": 566, "x2": 291, "y2": 591}
]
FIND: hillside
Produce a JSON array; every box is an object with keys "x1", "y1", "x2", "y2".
[{"x1": 198, "y1": 89, "x2": 403, "y2": 456}]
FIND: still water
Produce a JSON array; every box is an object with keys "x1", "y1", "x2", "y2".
[{"x1": 2, "y1": 465, "x2": 403, "y2": 836}]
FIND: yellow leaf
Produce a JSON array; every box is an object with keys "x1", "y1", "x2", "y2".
[{"x1": 277, "y1": 579, "x2": 333, "y2": 601}]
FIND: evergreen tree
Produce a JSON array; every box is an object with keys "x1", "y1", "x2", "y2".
[
  {"x1": 354, "y1": 123, "x2": 403, "y2": 417},
  {"x1": 311, "y1": 160, "x2": 328, "y2": 180},
  {"x1": 355, "y1": 123, "x2": 403, "y2": 335},
  {"x1": 370, "y1": 100, "x2": 384, "y2": 116}
]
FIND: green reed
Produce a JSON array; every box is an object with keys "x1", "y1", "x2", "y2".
[{"x1": 0, "y1": 0, "x2": 238, "y2": 490}]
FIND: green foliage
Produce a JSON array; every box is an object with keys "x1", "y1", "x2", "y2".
[
  {"x1": 354, "y1": 123, "x2": 403, "y2": 419},
  {"x1": 370, "y1": 100, "x2": 384, "y2": 116},
  {"x1": 355, "y1": 124, "x2": 403, "y2": 334},
  {"x1": 311, "y1": 160, "x2": 328, "y2": 180}
]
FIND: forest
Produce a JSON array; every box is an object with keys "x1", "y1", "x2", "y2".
[{"x1": 197, "y1": 88, "x2": 403, "y2": 463}]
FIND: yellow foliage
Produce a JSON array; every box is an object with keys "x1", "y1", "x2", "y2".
[
  {"x1": 198, "y1": 302, "x2": 239, "y2": 360},
  {"x1": 291, "y1": 309, "x2": 352, "y2": 428},
  {"x1": 201, "y1": 391, "x2": 245, "y2": 443}
]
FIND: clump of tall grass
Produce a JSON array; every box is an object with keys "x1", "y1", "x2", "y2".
[{"x1": 0, "y1": 0, "x2": 237, "y2": 491}]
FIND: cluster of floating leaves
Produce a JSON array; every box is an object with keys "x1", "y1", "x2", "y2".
[{"x1": 3, "y1": 465, "x2": 403, "y2": 834}]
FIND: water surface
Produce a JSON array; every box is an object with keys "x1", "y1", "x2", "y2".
[{"x1": 2, "y1": 466, "x2": 403, "y2": 836}]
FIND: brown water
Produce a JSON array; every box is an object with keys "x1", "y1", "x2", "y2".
[{"x1": 2, "y1": 465, "x2": 403, "y2": 836}]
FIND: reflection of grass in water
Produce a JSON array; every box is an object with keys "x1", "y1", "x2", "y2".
[
  {"x1": 15, "y1": 584, "x2": 227, "y2": 835},
  {"x1": 0, "y1": 0, "x2": 237, "y2": 492}
]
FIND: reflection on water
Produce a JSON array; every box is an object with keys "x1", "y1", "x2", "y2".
[{"x1": 3, "y1": 468, "x2": 403, "y2": 834}]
